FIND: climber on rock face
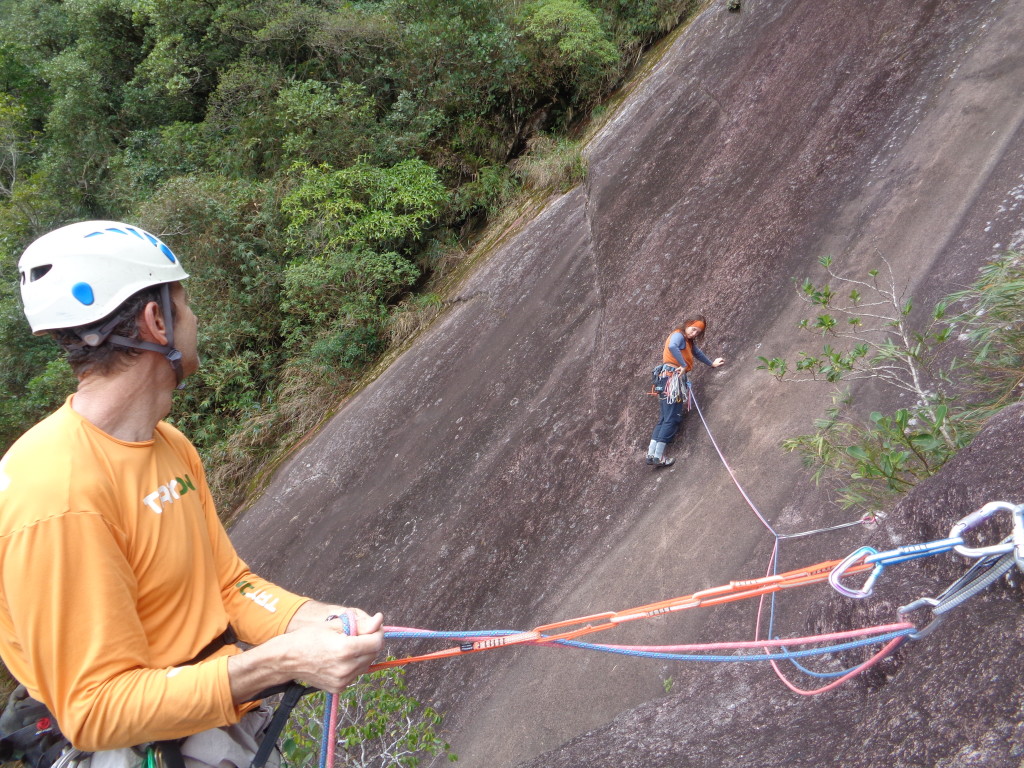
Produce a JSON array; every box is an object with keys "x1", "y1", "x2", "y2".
[{"x1": 646, "y1": 315, "x2": 725, "y2": 468}]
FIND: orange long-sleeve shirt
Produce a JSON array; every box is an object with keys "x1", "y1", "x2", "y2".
[{"x1": 0, "y1": 398, "x2": 307, "y2": 750}]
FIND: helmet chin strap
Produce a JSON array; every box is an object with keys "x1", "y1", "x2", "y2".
[{"x1": 84, "y1": 284, "x2": 186, "y2": 388}]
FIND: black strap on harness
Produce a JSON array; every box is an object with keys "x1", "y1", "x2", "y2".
[
  {"x1": 0, "y1": 623, "x2": 308, "y2": 768},
  {"x1": 248, "y1": 683, "x2": 313, "y2": 768},
  {"x1": 188, "y1": 625, "x2": 238, "y2": 665},
  {"x1": 0, "y1": 686, "x2": 69, "y2": 768}
]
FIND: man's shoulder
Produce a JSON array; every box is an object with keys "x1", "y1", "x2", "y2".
[
  {"x1": 0, "y1": 404, "x2": 119, "y2": 532},
  {"x1": 2, "y1": 405, "x2": 76, "y2": 472},
  {"x1": 154, "y1": 420, "x2": 202, "y2": 465},
  {"x1": 155, "y1": 419, "x2": 191, "y2": 444},
  {"x1": 0, "y1": 410, "x2": 78, "y2": 534}
]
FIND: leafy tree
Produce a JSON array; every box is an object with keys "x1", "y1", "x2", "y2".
[
  {"x1": 283, "y1": 159, "x2": 448, "y2": 254},
  {"x1": 0, "y1": 94, "x2": 35, "y2": 222},
  {"x1": 518, "y1": 0, "x2": 621, "y2": 116},
  {"x1": 40, "y1": 0, "x2": 149, "y2": 193},
  {"x1": 943, "y1": 251, "x2": 1024, "y2": 411},
  {"x1": 102, "y1": 121, "x2": 212, "y2": 212},
  {"x1": 203, "y1": 58, "x2": 289, "y2": 177},
  {"x1": 759, "y1": 253, "x2": 1022, "y2": 510},
  {"x1": 275, "y1": 79, "x2": 382, "y2": 167},
  {"x1": 129, "y1": 0, "x2": 248, "y2": 107},
  {"x1": 280, "y1": 158, "x2": 446, "y2": 369},
  {"x1": 589, "y1": 0, "x2": 697, "y2": 57},
  {"x1": 0, "y1": 0, "x2": 71, "y2": 118}
]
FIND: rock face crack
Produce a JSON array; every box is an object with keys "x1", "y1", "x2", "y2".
[{"x1": 578, "y1": 170, "x2": 610, "y2": 418}]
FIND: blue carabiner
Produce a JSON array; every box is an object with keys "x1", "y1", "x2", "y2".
[
  {"x1": 829, "y1": 546, "x2": 883, "y2": 599},
  {"x1": 865, "y1": 537, "x2": 965, "y2": 567}
]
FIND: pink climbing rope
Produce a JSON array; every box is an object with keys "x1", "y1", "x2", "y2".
[{"x1": 689, "y1": 388, "x2": 891, "y2": 694}]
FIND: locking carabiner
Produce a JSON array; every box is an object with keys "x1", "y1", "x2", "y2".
[{"x1": 1012, "y1": 505, "x2": 1024, "y2": 575}]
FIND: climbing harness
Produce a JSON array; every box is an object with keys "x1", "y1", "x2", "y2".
[
  {"x1": 0, "y1": 627, "x2": 241, "y2": 768},
  {"x1": 649, "y1": 365, "x2": 689, "y2": 407}
]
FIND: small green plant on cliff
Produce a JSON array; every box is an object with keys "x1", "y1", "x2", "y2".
[
  {"x1": 942, "y1": 251, "x2": 1024, "y2": 412},
  {"x1": 758, "y1": 255, "x2": 971, "y2": 510},
  {"x1": 280, "y1": 665, "x2": 456, "y2": 768}
]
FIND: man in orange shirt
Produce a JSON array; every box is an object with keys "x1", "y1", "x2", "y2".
[{"x1": 0, "y1": 221, "x2": 384, "y2": 766}]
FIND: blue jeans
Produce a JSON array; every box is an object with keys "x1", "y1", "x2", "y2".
[{"x1": 651, "y1": 396, "x2": 685, "y2": 443}]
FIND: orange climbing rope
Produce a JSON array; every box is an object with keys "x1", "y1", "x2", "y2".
[{"x1": 370, "y1": 556, "x2": 873, "y2": 670}]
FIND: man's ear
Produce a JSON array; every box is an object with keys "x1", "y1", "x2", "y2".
[{"x1": 138, "y1": 300, "x2": 169, "y2": 346}]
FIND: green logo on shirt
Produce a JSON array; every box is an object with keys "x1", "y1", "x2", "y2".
[
  {"x1": 235, "y1": 580, "x2": 279, "y2": 613},
  {"x1": 141, "y1": 474, "x2": 196, "y2": 513}
]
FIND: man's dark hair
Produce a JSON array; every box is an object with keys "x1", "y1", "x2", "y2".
[{"x1": 50, "y1": 285, "x2": 175, "y2": 377}]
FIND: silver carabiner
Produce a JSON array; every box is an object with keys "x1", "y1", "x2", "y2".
[
  {"x1": 1013, "y1": 505, "x2": 1024, "y2": 574},
  {"x1": 949, "y1": 501, "x2": 1020, "y2": 558},
  {"x1": 829, "y1": 546, "x2": 883, "y2": 599},
  {"x1": 897, "y1": 597, "x2": 944, "y2": 640}
]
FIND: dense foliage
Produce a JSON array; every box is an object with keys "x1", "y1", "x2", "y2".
[{"x1": 0, "y1": 0, "x2": 698, "y2": 508}]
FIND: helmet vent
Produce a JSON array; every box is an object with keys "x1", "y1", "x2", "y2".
[
  {"x1": 30, "y1": 265, "x2": 52, "y2": 282},
  {"x1": 71, "y1": 282, "x2": 95, "y2": 306}
]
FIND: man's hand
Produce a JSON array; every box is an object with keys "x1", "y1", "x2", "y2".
[
  {"x1": 227, "y1": 605, "x2": 384, "y2": 702},
  {"x1": 712, "y1": 358, "x2": 726, "y2": 368}
]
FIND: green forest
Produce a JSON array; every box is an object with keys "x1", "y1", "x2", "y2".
[{"x1": 0, "y1": 0, "x2": 698, "y2": 511}]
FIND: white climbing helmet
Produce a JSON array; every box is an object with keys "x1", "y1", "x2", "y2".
[{"x1": 18, "y1": 220, "x2": 188, "y2": 334}]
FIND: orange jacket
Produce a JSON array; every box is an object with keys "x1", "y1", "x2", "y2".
[{"x1": 663, "y1": 329, "x2": 695, "y2": 370}]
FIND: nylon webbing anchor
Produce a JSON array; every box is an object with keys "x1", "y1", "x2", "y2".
[{"x1": 830, "y1": 502, "x2": 1024, "y2": 600}]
